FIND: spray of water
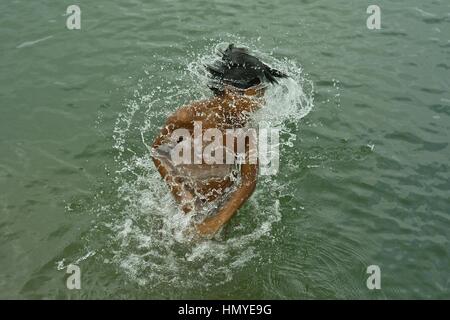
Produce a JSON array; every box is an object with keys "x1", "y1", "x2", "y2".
[{"x1": 86, "y1": 40, "x2": 314, "y2": 291}]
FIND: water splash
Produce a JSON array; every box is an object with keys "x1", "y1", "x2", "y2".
[{"x1": 103, "y1": 40, "x2": 313, "y2": 291}]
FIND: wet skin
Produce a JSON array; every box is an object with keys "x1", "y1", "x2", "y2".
[{"x1": 151, "y1": 87, "x2": 264, "y2": 236}]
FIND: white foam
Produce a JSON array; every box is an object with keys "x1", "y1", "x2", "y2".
[{"x1": 107, "y1": 40, "x2": 314, "y2": 289}]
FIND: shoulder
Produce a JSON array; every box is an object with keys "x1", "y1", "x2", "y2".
[
  {"x1": 167, "y1": 106, "x2": 191, "y2": 124},
  {"x1": 235, "y1": 96, "x2": 260, "y2": 113},
  {"x1": 167, "y1": 99, "x2": 212, "y2": 125}
]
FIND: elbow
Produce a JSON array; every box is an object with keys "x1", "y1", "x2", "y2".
[
  {"x1": 152, "y1": 134, "x2": 161, "y2": 150},
  {"x1": 151, "y1": 140, "x2": 159, "y2": 151}
]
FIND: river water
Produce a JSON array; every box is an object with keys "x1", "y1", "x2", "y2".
[{"x1": 0, "y1": 0, "x2": 449, "y2": 298}]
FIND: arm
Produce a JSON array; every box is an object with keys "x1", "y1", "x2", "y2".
[
  {"x1": 151, "y1": 102, "x2": 205, "y2": 154},
  {"x1": 151, "y1": 107, "x2": 196, "y2": 210},
  {"x1": 152, "y1": 107, "x2": 191, "y2": 151},
  {"x1": 151, "y1": 110, "x2": 186, "y2": 180},
  {"x1": 196, "y1": 162, "x2": 257, "y2": 236}
]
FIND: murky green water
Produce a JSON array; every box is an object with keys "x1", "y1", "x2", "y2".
[{"x1": 1, "y1": 0, "x2": 449, "y2": 299}]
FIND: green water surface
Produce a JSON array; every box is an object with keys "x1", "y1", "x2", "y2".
[{"x1": 0, "y1": 0, "x2": 449, "y2": 299}]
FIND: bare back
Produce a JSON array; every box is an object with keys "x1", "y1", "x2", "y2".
[{"x1": 152, "y1": 89, "x2": 262, "y2": 235}]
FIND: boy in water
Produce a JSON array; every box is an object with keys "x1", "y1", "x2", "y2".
[{"x1": 151, "y1": 44, "x2": 286, "y2": 237}]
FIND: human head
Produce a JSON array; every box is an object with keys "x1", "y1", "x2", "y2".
[{"x1": 206, "y1": 44, "x2": 288, "y2": 96}]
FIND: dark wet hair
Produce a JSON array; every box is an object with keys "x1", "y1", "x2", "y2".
[{"x1": 206, "y1": 44, "x2": 288, "y2": 95}]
